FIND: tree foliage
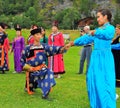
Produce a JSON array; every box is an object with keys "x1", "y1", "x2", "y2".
[
  {"x1": 54, "y1": 8, "x2": 80, "y2": 29},
  {"x1": 113, "y1": 8, "x2": 120, "y2": 26},
  {"x1": 0, "y1": 0, "x2": 120, "y2": 29}
]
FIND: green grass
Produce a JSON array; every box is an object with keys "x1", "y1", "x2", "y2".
[
  {"x1": 0, "y1": 46, "x2": 120, "y2": 108},
  {"x1": 0, "y1": 30, "x2": 120, "y2": 108}
]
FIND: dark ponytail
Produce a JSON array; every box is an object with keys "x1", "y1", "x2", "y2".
[
  {"x1": 41, "y1": 27, "x2": 46, "y2": 43},
  {"x1": 98, "y1": 9, "x2": 112, "y2": 22}
]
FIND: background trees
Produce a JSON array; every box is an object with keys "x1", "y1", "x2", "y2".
[{"x1": 0, "y1": 0, "x2": 120, "y2": 29}]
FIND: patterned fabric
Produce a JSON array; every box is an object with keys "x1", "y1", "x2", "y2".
[
  {"x1": 0, "y1": 46, "x2": 4, "y2": 66},
  {"x1": 21, "y1": 44, "x2": 62, "y2": 97},
  {"x1": 74, "y1": 23, "x2": 116, "y2": 108},
  {"x1": 40, "y1": 35, "x2": 48, "y2": 66},
  {"x1": 0, "y1": 32, "x2": 9, "y2": 71},
  {"x1": 0, "y1": 46, "x2": 8, "y2": 70}
]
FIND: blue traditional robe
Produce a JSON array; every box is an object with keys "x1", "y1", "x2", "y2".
[
  {"x1": 21, "y1": 44, "x2": 63, "y2": 97},
  {"x1": 74, "y1": 23, "x2": 116, "y2": 108}
]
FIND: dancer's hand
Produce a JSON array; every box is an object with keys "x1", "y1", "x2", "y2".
[
  {"x1": 9, "y1": 49, "x2": 13, "y2": 54},
  {"x1": 64, "y1": 44, "x2": 71, "y2": 50},
  {"x1": 65, "y1": 41, "x2": 74, "y2": 49},
  {"x1": 23, "y1": 64, "x2": 34, "y2": 72},
  {"x1": 89, "y1": 30, "x2": 95, "y2": 36}
]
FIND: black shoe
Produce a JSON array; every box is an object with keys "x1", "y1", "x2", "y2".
[
  {"x1": 42, "y1": 96, "x2": 53, "y2": 101},
  {"x1": 42, "y1": 90, "x2": 51, "y2": 100},
  {"x1": 42, "y1": 95, "x2": 48, "y2": 99}
]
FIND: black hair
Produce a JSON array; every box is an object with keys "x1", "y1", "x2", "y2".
[
  {"x1": 0, "y1": 22, "x2": 5, "y2": 29},
  {"x1": 30, "y1": 28, "x2": 41, "y2": 35},
  {"x1": 41, "y1": 27, "x2": 46, "y2": 43},
  {"x1": 97, "y1": 9, "x2": 112, "y2": 22},
  {"x1": 14, "y1": 24, "x2": 22, "y2": 31}
]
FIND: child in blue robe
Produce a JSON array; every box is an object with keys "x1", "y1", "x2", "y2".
[{"x1": 21, "y1": 28, "x2": 66, "y2": 100}]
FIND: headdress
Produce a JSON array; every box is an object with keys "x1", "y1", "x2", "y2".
[{"x1": 30, "y1": 28, "x2": 41, "y2": 35}]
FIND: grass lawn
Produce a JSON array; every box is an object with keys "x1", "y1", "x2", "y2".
[{"x1": 0, "y1": 29, "x2": 120, "y2": 108}]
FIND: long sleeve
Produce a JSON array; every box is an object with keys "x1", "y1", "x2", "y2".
[
  {"x1": 74, "y1": 34, "x2": 94, "y2": 46},
  {"x1": 111, "y1": 43, "x2": 120, "y2": 50},
  {"x1": 28, "y1": 36, "x2": 34, "y2": 45},
  {"x1": 11, "y1": 40, "x2": 15, "y2": 51},
  {"x1": 3, "y1": 38, "x2": 10, "y2": 68},
  {"x1": 21, "y1": 47, "x2": 28, "y2": 67},
  {"x1": 48, "y1": 35, "x2": 52, "y2": 45},
  {"x1": 45, "y1": 45, "x2": 63, "y2": 57},
  {"x1": 4, "y1": 38, "x2": 10, "y2": 51},
  {"x1": 21, "y1": 37, "x2": 25, "y2": 51},
  {"x1": 59, "y1": 33, "x2": 64, "y2": 46},
  {"x1": 94, "y1": 23, "x2": 115, "y2": 40}
]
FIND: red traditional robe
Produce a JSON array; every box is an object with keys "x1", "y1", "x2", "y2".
[
  {"x1": 4, "y1": 38, "x2": 10, "y2": 69},
  {"x1": 0, "y1": 33, "x2": 10, "y2": 71},
  {"x1": 27, "y1": 35, "x2": 34, "y2": 45},
  {"x1": 48, "y1": 32, "x2": 65, "y2": 74}
]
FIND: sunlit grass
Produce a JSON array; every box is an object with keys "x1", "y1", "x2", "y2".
[{"x1": 0, "y1": 30, "x2": 119, "y2": 108}]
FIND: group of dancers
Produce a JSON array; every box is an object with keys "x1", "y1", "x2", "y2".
[
  {"x1": 0, "y1": 8, "x2": 119, "y2": 107},
  {"x1": 0, "y1": 23, "x2": 66, "y2": 100}
]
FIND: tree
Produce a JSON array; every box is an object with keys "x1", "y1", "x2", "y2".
[
  {"x1": 22, "y1": 16, "x2": 31, "y2": 28},
  {"x1": 33, "y1": 0, "x2": 41, "y2": 13},
  {"x1": 54, "y1": 8, "x2": 80, "y2": 29},
  {"x1": 0, "y1": 14, "x2": 10, "y2": 24},
  {"x1": 2, "y1": 0, "x2": 10, "y2": 15},
  {"x1": 62, "y1": 8, "x2": 80, "y2": 29},
  {"x1": 73, "y1": 0, "x2": 94, "y2": 17},
  {"x1": 113, "y1": 8, "x2": 120, "y2": 26},
  {"x1": 25, "y1": 0, "x2": 34, "y2": 10},
  {"x1": 25, "y1": 7, "x2": 37, "y2": 21},
  {"x1": 12, "y1": 15, "x2": 23, "y2": 27},
  {"x1": 0, "y1": 0, "x2": 3, "y2": 14}
]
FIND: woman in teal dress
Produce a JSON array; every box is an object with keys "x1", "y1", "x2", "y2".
[
  {"x1": 66, "y1": 9, "x2": 116, "y2": 108},
  {"x1": 40, "y1": 27, "x2": 48, "y2": 44},
  {"x1": 40, "y1": 27, "x2": 48, "y2": 65}
]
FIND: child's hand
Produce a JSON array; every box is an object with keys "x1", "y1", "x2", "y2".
[
  {"x1": 64, "y1": 44, "x2": 71, "y2": 50},
  {"x1": 65, "y1": 41, "x2": 74, "y2": 50}
]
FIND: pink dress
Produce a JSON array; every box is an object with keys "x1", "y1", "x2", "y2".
[{"x1": 48, "y1": 32, "x2": 65, "y2": 74}]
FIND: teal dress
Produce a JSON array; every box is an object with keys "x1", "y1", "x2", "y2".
[
  {"x1": 40, "y1": 36, "x2": 48, "y2": 44},
  {"x1": 74, "y1": 23, "x2": 116, "y2": 108},
  {"x1": 40, "y1": 36, "x2": 48, "y2": 65}
]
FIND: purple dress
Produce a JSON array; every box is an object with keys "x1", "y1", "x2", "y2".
[{"x1": 12, "y1": 36, "x2": 25, "y2": 73}]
